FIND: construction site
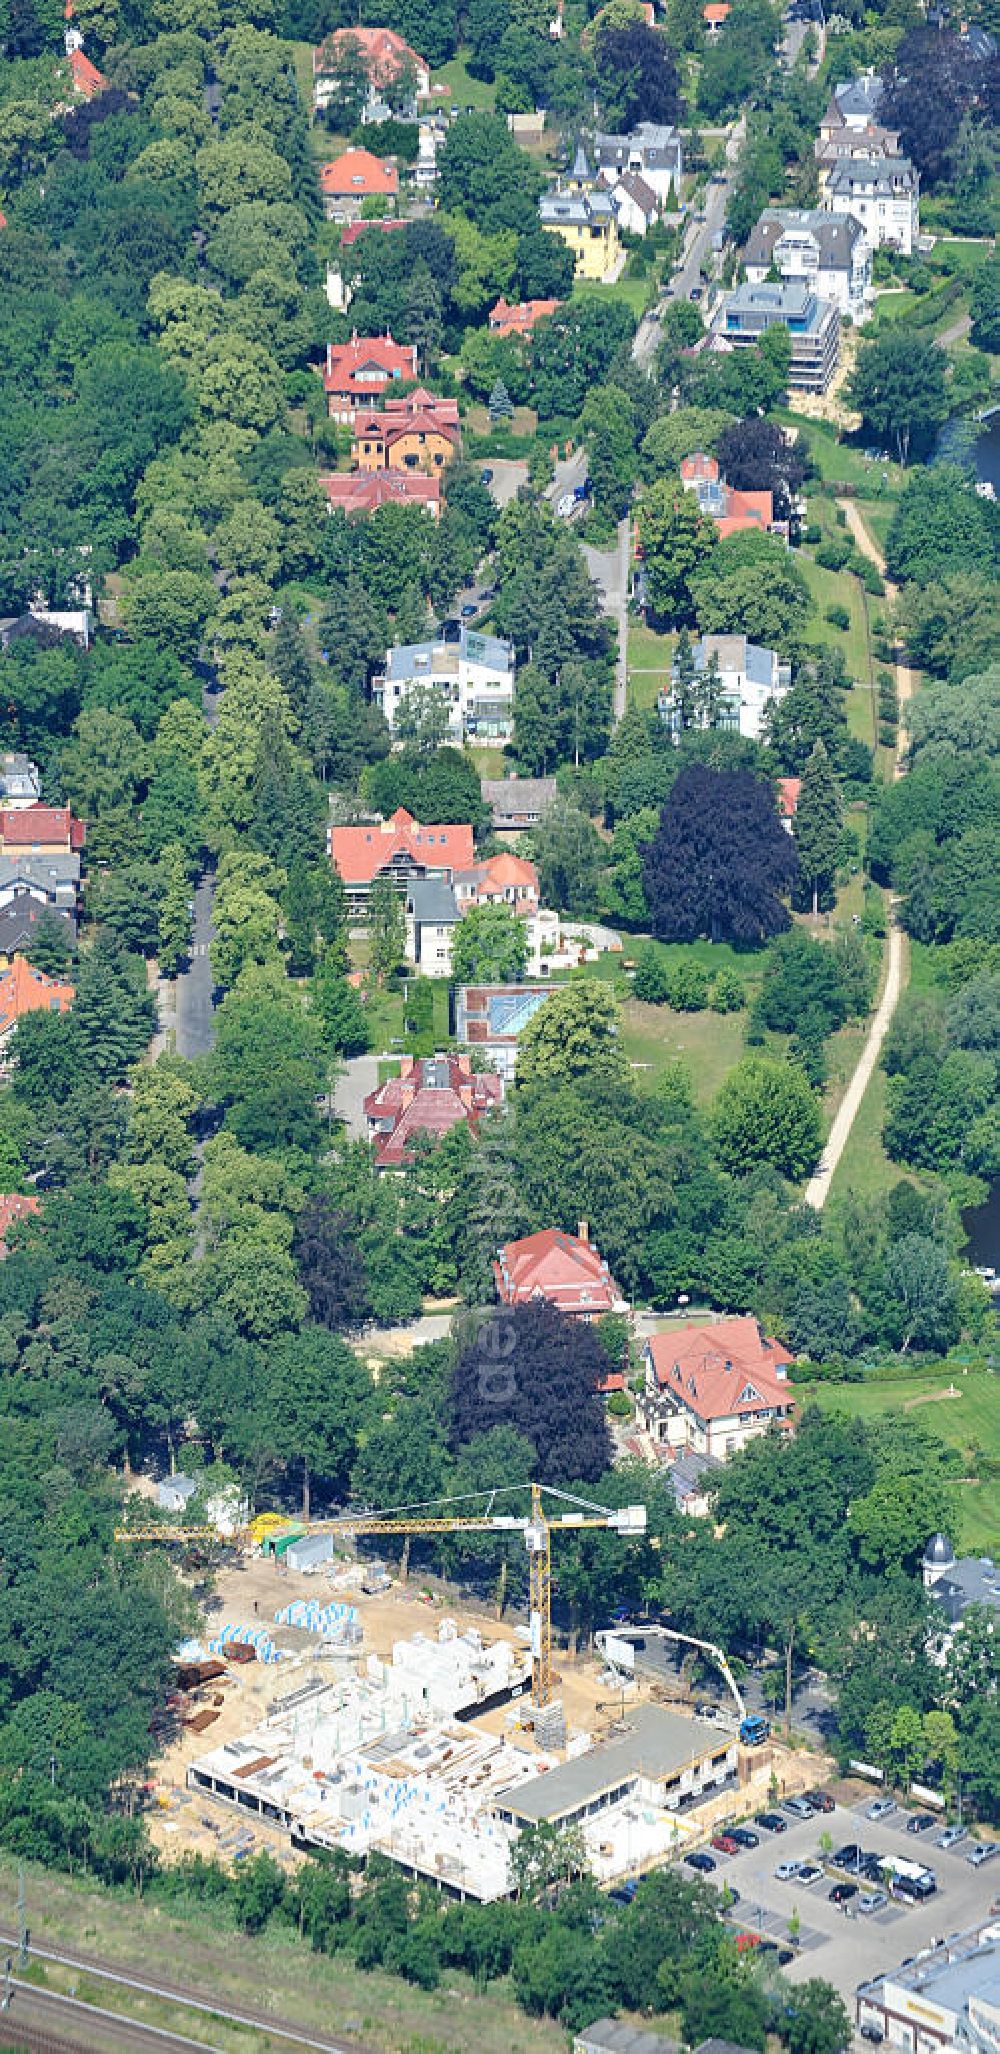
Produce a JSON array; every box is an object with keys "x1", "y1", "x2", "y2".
[{"x1": 136, "y1": 1489, "x2": 825, "y2": 1901}]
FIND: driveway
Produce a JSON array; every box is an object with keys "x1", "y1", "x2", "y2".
[
  {"x1": 485, "y1": 458, "x2": 530, "y2": 507},
  {"x1": 333, "y1": 1052, "x2": 380, "y2": 1140},
  {"x1": 174, "y1": 873, "x2": 217, "y2": 1058}
]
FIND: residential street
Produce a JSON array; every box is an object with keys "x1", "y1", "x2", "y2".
[
  {"x1": 174, "y1": 872, "x2": 217, "y2": 1058},
  {"x1": 333, "y1": 1051, "x2": 381, "y2": 1139}
]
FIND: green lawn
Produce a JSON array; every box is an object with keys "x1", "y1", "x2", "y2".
[
  {"x1": 828, "y1": 1040, "x2": 910, "y2": 1205},
  {"x1": 622, "y1": 997, "x2": 748, "y2": 1103},
  {"x1": 775, "y1": 410, "x2": 904, "y2": 494},
  {"x1": 795, "y1": 1370, "x2": 1000, "y2": 1554},
  {"x1": 432, "y1": 52, "x2": 496, "y2": 109},
  {"x1": 572, "y1": 275, "x2": 653, "y2": 318},
  {"x1": 797, "y1": 549, "x2": 875, "y2": 723},
  {"x1": 628, "y1": 618, "x2": 674, "y2": 711}
]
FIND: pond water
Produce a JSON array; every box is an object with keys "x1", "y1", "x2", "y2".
[{"x1": 972, "y1": 414, "x2": 1000, "y2": 495}]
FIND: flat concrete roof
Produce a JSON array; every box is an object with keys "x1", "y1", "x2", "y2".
[{"x1": 497, "y1": 1702, "x2": 727, "y2": 1823}]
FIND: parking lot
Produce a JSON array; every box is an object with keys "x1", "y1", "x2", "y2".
[{"x1": 700, "y1": 1797, "x2": 998, "y2": 1999}]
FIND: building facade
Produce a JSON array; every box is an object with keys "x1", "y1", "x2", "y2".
[
  {"x1": 638, "y1": 1317, "x2": 795, "y2": 1460},
  {"x1": 322, "y1": 334, "x2": 419, "y2": 422},
  {"x1": 373, "y1": 628, "x2": 516, "y2": 743},
  {"x1": 593, "y1": 122, "x2": 683, "y2": 201},
  {"x1": 710, "y1": 282, "x2": 840, "y2": 392},
  {"x1": 823, "y1": 155, "x2": 919, "y2": 253},
  {"x1": 657, "y1": 633, "x2": 791, "y2": 743},
  {"x1": 318, "y1": 147, "x2": 398, "y2": 222},
  {"x1": 743, "y1": 208, "x2": 872, "y2": 323},
  {"x1": 329, "y1": 807, "x2": 474, "y2": 917},
  {"x1": 856, "y1": 1926, "x2": 1000, "y2": 2054},
  {"x1": 352, "y1": 390, "x2": 460, "y2": 473}
]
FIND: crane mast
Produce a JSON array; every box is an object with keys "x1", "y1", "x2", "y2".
[{"x1": 115, "y1": 1483, "x2": 646, "y2": 1711}]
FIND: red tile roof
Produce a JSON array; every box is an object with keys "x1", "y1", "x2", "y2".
[
  {"x1": 0, "y1": 1191, "x2": 41, "y2": 1251},
  {"x1": 319, "y1": 471, "x2": 441, "y2": 517},
  {"x1": 703, "y1": 3, "x2": 731, "y2": 20},
  {"x1": 323, "y1": 334, "x2": 418, "y2": 403},
  {"x1": 0, "y1": 805, "x2": 85, "y2": 850},
  {"x1": 646, "y1": 1317, "x2": 794, "y2": 1424},
  {"x1": 320, "y1": 148, "x2": 399, "y2": 198},
  {"x1": 340, "y1": 218, "x2": 409, "y2": 248},
  {"x1": 364, "y1": 1053, "x2": 503, "y2": 1166},
  {"x1": 354, "y1": 407, "x2": 459, "y2": 452},
  {"x1": 0, "y1": 957, "x2": 75, "y2": 1039},
  {"x1": 495, "y1": 1227, "x2": 627, "y2": 1319},
  {"x1": 313, "y1": 26, "x2": 428, "y2": 84},
  {"x1": 778, "y1": 776, "x2": 801, "y2": 819},
  {"x1": 489, "y1": 297, "x2": 562, "y2": 337},
  {"x1": 68, "y1": 48, "x2": 107, "y2": 97},
  {"x1": 681, "y1": 452, "x2": 720, "y2": 483},
  {"x1": 330, "y1": 807, "x2": 474, "y2": 886}
]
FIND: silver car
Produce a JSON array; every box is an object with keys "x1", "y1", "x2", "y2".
[
  {"x1": 866, "y1": 1799, "x2": 896, "y2": 1822},
  {"x1": 937, "y1": 1825, "x2": 967, "y2": 1849},
  {"x1": 968, "y1": 1843, "x2": 1000, "y2": 1867},
  {"x1": 857, "y1": 1890, "x2": 888, "y2": 1914}
]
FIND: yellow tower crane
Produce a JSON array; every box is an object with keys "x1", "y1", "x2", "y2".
[{"x1": 115, "y1": 1483, "x2": 647, "y2": 1711}]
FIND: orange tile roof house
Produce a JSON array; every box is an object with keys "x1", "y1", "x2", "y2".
[
  {"x1": 0, "y1": 805, "x2": 85, "y2": 853},
  {"x1": 489, "y1": 297, "x2": 562, "y2": 337},
  {"x1": 329, "y1": 807, "x2": 474, "y2": 916},
  {"x1": 352, "y1": 390, "x2": 460, "y2": 473},
  {"x1": 364, "y1": 1052, "x2": 503, "y2": 1168},
  {"x1": 639, "y1": 1316, "x2": 795, "y2": 1461},
  {"x1": 679, "y1": 451, "x2": 774, "y2": 538},
  {"x1": 68, "y1": 47, "x2": 107, "y2": 97},
  {"x1": 453, "y1": 852, "x2": 540, "y2": 911},
  {"x1": 703, "y1": 0, "x2": 731, "y2": 31},
  {"x1": 319, "y1": 148, "x2": 399, "y2": 222},
  {"x1": 778, "y1": 775, "x2": 801, "y2": 828},
  {"x1": 495, "y1": 1224, "x2": 628, "y2": 1322},
  {"x1": 0, "y1": 1192, "x2": 41, "y2": 1253},
  {"x1": 322, "y1": 334, "x2": 419, "y2": 423},
  {"x1": 0, "y1": 957, "x2": 75, "y2": 1045},
  {"x1": 319, "y1": 471, "x2": 441, "y2": 519},
  {"x1": 313, "y1": 27, "x2": 430, "y2": 111}
]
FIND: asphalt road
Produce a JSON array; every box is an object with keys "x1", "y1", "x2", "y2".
[
  {"x1": 333, "y1": 1052, "x2": 380, "y2": 1139},
  {"x1": 699, "y1": 1799, "x2": 998, "y2": 2006},
  {"x1": 174, "y1": 874, "x2": 216, "y2": 1058}
]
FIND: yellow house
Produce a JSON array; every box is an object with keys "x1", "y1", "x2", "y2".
[{"x1": 539, "y1": 148, "x2": 620, "y2": 280}]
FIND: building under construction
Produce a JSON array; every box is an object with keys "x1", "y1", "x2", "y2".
[{"x1": 187, "y1": 1623, "x2": 739, "y2": 1900}]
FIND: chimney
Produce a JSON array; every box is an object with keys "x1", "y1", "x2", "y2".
[{"x1": 578, "y1": 1219, "x2": 589, "y2": 1244}]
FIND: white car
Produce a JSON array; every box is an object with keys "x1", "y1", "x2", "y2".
[
  {"x1": 775, "y1": 1861, "x2": 802, "y2": 1881},
  {"x1": 556, "y1": 493, "x2": 576, "y2": 517},
  {"x1": 796, "y1": 1864, "x2": 824, "y2": 1886}
]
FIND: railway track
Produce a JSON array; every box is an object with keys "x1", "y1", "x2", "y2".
[
  {"x1": 0, "y1": 1932, "x2": 368, "y2": 2054},
  {"x1": 0, "y1": 1973, "x2": 222, "y2": 2054}
]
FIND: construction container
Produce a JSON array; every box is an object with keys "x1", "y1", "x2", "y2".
[{"x1": 284, "y1": 1533, "x2": 335, "y2": 1572}]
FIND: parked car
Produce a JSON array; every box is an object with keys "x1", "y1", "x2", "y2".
[
  {"x1": 860, "y1": 2025, "x2": 885, "y2": 2043},
  {"x1": 907, "y1": 1814, "x2": 936, "y2": 1835},
  {"x1": 712, "y1": 1835, "x2": 740, "y2": 1855},
  {"x1": 755, "y1": 1812, "x2": 787, "y2": 1833},
  {"x1": 783, "y1": 1797, "x2": 814, "y2": 1820},
  {"x1": 720, "y1": 1885, "x2": 741, "y2": 1905},
  {"x1": 729, "y1": 1827, "x2": 760, "y2": 1849},
  {"x1": 968, "y1": 1842, "x2": 1000, "y2": 1867},
  {"x1": 686, "y1": 1850, "x2": 716, "y2": 1873},
  {"x1": 796, "y1": 1864, "x2": 824, "y2": 1886},
  {"x1": 937, "y1": 1824, "x2": 967, "y2": 1849},
  {"x1": 689, "y1": 284, "x2": 704, "y2": 301},
  {"x1": 857, "y1": 1891, "x2": 888, "y2": 1915},
  {"x1": 859, "y1": 1855, "x2": 884, "y2": 1881},
  {"x1": 775, "y1": 1861, "x2": 802, "y2": 1882},
  {"x1": 866, "y1": 1799, "x2": 896, "y2": 1821},
  {"x1": 460, "y1": 602, "x2": 479, "y2": 618},
  {"x1": 829, "y1": 1882, "x2": 858, "y2": 1903},
  {"x1": 609, "y1": 1881, "x2": 637, "y2": 1905},
  {"x1": 805, "y1": 1790, "x2": 835, "y2": 1813},
  {"x1": 832, "y1": 1844, "x2": 862, "y2": 1869},
  {"x1": 695, "y1": 1702, "x2": 719, "y2": 1720},
  {"x1": 556, "y1": 493, "x2": 576, "y2": 517},
  {"x1": 479, "y1": 467, "x2": 494, "y2": 485}
]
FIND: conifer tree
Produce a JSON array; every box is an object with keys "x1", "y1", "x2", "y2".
[{"x1": 794, "y1": 740, "x2": 843, "y2": 916}]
